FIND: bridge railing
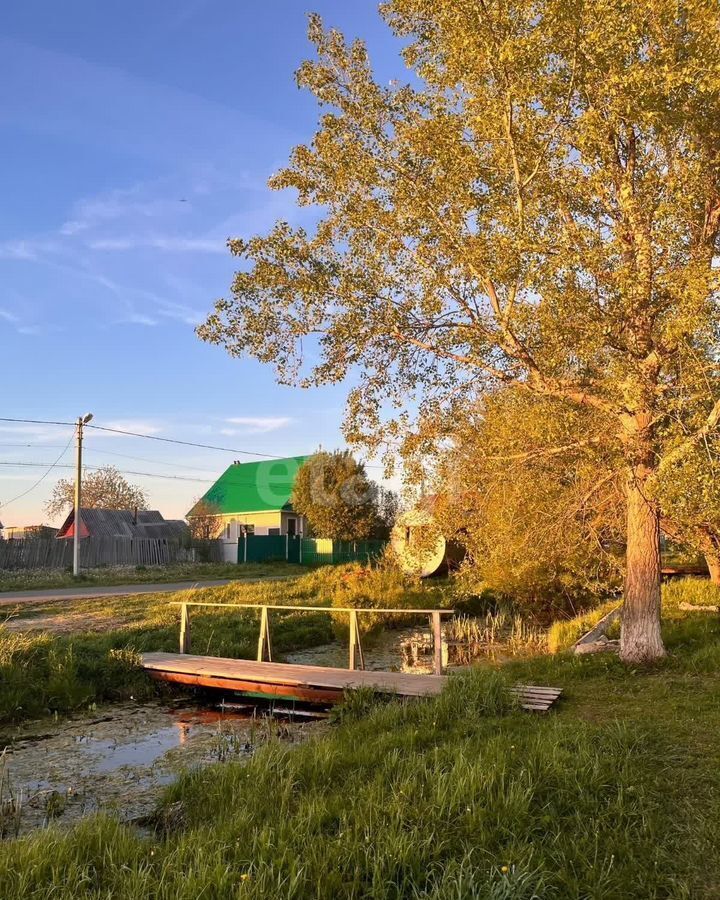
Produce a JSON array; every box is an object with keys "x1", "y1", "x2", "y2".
[{"x1": 173, "y1": 602, "x2": 455, "y2": 675}]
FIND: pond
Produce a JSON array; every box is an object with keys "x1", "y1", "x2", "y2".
[
  {"x1": 286, "y1": 624, "x2": 440, "y2": 672},
  {"x1": 0, "y1": 701, "x2": 319, "y2": 838},
  {"x1": 0, "y1": 616, "x2": 534, "y2": 838}
]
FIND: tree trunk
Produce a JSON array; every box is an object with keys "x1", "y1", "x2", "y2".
[
  {"x1": 705, "y1": 553, "x2": 720, "y2": 585},
  {"x1": 620, "y1": 474, "x2": 666, "y2": 663}
]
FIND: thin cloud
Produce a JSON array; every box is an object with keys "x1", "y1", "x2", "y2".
[
  {"x1": 0, "y1": 240, "x2": 59, "y2": 260},
  {"x1": 88, "y1": 235, "x2": 225, "y2": 253},
  {"x1": 87, "y1": 419, "x2": 164, "y2": 438},
  {"x1": 223, "y1": 416, "x2": 294, "y2": 435},
  {"x1": 0, "y1": 423, "x2": 74, "y2": 443},
  {"x1": 119, "y1": 312, "x2": 158, "y2": 327},
  {"x1": 155, "y1": 301, "x2": 204, "y2": 326}
]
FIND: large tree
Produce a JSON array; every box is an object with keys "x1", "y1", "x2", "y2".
[
  {"x1": 292, "y1": 450, "x2": 381, "y2": 540},
  {"x1": 46, "y1": 465, "x2": 148, "y2": 520},
  {"x1": 199, "y1": 3, "x2": 720, "y2": 662}
]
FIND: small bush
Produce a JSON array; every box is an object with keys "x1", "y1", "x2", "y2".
[{"x1": 299, "y1": 561, "x2": 448, "y2": 635}]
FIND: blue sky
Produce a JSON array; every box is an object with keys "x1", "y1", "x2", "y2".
[{"x1": 0, "y1": 1, "x2": 404, "y2": 527}]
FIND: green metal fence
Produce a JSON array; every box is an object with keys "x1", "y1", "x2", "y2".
[
  {"x1": 237, "y1": 535, "x2": 385, "y2": 566},
  {"x1": 243, "y1": 534, "x2": 288, "y2": 563}
]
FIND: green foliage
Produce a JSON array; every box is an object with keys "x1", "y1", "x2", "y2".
[
  {"x1": 292, "y1": 451, "x2": 386, "y2": 540},
  {"x1": 548, "y1": 578, "x2": 720, "y2": 653},
  {"x1": 301, "y1": 560, "x2": 448, "y2": 633},
  {"x1": 0, "y1": 574, "x2": 345, "y2": 726},
  {"x1": 446, "y1": 611, "x2": 548, "y2": 658},
  {"x1": 197, "y1": 0, "x2": 720, "y2": 662},
  {"x1": 435, "y1": 390, "x2": 624, "y2": 617},
  {"x1": 654, "y1": 442, "x2": 720, "y2": 576},
  {"x1": 329, "y1": 686, "x2": 384, "y2": 725}
]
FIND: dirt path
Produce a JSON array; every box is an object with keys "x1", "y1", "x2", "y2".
[{"x1": 0, "y1": 576, "x2": 293, "y2": 608}]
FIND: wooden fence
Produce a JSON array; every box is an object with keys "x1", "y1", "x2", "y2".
[{"x1": 0, "y1": 537, "x2": 224, "y2": 570}]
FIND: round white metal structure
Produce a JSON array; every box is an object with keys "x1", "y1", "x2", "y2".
[{"x1": 391, "y1": 507, "x2": 454, "y2": 577}]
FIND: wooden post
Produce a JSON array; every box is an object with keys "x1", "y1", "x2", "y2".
[
  {"x1": 257, "y1": 606, "x2": 273, "y2": 662},
  {"x1": 349, "y1": 609, "x2": 357, "y2": 670},
  {"x1": 431, "y1": 611, "x2": 442, "y2": 676},
  {"x1": 179, "y1": 603, "x2": 191, "y2": 654},
  {"x1": 348, "y1": 610, "x2": 365, "y2": 671}
]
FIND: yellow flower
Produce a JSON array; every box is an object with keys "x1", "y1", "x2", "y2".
[
  {"x1": 501, "y1": 865, "x2": 509, "y2": 874},
  {"x1": 240, "y1": 873, "x2": 251, "y2": 882}
]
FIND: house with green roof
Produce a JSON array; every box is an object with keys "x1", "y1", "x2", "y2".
[{"x1": 187, "y1": 456, "x2": 310, "y2": 550}]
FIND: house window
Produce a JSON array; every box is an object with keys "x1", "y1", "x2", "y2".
[
  {"x1": 225, "y1": 524, "x2": 231, "y2": 539},
  {"x1": 268, "y1": 528, "x2": 280, "y2": 536}
]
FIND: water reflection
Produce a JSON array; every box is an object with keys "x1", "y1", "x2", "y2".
[{"x1": 0, "y1": 703, "x2": 316, "y2": 837}]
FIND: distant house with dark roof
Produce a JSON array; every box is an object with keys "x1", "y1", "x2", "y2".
[
  {"x1": 186, "y1": 456, "x2": 310, "y2": 541},
  {"x1": 56, "y1": 508, "x2": 189, "y2": 541}
]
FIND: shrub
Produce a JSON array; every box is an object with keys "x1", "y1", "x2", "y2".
[{"x1": 330, "y1": 562, "x2": 448, "y2": 634}]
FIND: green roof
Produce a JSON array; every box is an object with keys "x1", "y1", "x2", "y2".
[{"x1": 187, "y1": 456, "x2": 310, "y2": 517}]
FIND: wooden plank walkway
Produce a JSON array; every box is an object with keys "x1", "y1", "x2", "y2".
[{"x1": 141, "y1": 653, "x2": 562, "y2": 711}]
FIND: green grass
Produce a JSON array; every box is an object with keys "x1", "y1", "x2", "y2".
[
  {"x1": 0, "y1": 561, "x2": 301, "y2": 593},
  {"x1": 0, "y1": 580, "x2": 719, "y2": 897},
  {"x1": 547, "y1": 599, "x2": 621, "y2": 652},
  {"x1": 0, "y1": 576, "x2": 334, "y2": 727},
  {"x1": 0, "y1": 566, "x2": 450, "y2": 728}
]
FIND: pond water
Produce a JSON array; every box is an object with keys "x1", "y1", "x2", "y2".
[
  {"x1": 0, "y1": 624, "x2": 500, "y2": 838},
  {"x1": 0, "y1": 702, "x2": 318, "y2": 837},
  {"x1": 286, "y1": 625, "x2": 491, "y2": 671},
  {"x1": 287, "y1": 624, "x2": 448, "y2": 672}
]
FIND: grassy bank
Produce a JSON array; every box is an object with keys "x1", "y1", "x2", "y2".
[
  {"x1": 0, "y1": 561, "x2": 302, "y2": 593},
  {"x1": 0, "y1": 580, "x2": 718, "y2": 897},
  {"x1": 0, "y1": 565, "x2": 448, "y2": 727}
]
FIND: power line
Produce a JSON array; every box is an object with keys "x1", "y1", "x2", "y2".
[
  {"x1": 0, "y1": 432, "x2": 75, "y2": 511},
  {"x1": 84, "y1": 423, "x2": 291, "y2": 459},
  {"x1": 0, "y1": 416, "x2": 387, "y2": 470},
  {"x1": 0, "y1": 461, "x2": 217, "y2": 484},
  {"x1": 0, "y1": 417, "x2": 74, "y2": 427},
  {"x1": 83, "y1": 447, "x2": 220, "y2": 473},
  {"x1": 0, "y1": 461, "x2": 289, "y2": 487},
  {"x1": 0, "y1": 417, "x2": 292, "y2": 462},
  {"x1": 0, "y1": 442, "x2": 221, "y2": 473},
  {"x1": 0, "y1": 443, "x2": 68, "y2": 449}
]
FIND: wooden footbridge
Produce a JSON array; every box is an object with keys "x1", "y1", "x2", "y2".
[{"x1": 141, "y1": 602, "x2": 561, "y2": 711}]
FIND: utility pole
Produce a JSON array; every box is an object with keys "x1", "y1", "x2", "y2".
[{"x1": 73, "y1": 412, "x2": 93, "y2": 577}]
